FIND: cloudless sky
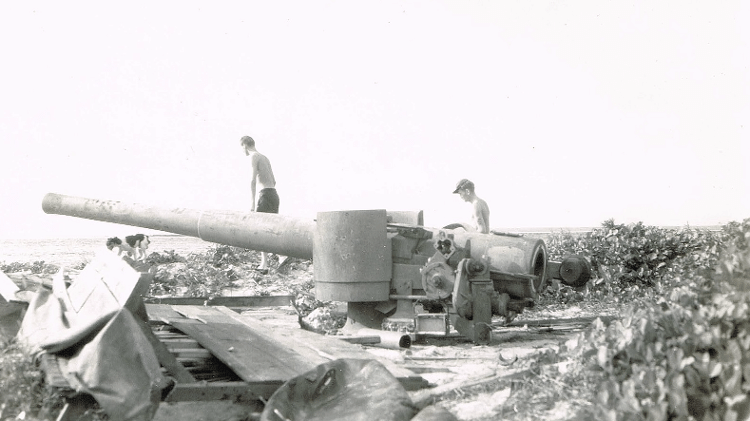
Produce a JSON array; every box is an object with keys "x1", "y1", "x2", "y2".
[{"x1": 1, "y1": 1, "x2": 748, "y2": 240}]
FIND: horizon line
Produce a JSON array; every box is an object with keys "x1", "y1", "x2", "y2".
[{"x1": 0, "y1": 224, "x2": 727, "y2": 241}]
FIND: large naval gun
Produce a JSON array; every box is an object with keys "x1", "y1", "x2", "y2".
[{"x1": 42, "y1": 193, "x2": 590, "y2": 344}]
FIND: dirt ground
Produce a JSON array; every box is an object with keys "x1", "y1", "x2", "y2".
[
  {"x1": 6, "y1": 257, "x2": 618, "y2": 421},
  {"x1": 147, "y1": 298, "x2": 617, "y2": 421}
]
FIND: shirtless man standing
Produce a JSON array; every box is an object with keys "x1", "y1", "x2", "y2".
[
  {"x1": 453, "y1": 179, "x2": 490, "y2": 234},
  {"x1": 241, "y1": 135, "x2": 279, "y2": 273}
]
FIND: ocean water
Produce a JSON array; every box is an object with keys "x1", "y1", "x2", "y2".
[
  {"x1": 0, "y1": 235, "x2": 219, "y2": 268},
  {"x1": 1, "y1": 225, "x2": 723, "y2": 269}
]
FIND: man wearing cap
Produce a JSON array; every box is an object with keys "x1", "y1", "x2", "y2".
[
  {"x1": 453, "y1": 179, "x2": 490, "y2": 234},
  {"x1": 241, "y1": 135, "x2": 279, "y2": 274}
]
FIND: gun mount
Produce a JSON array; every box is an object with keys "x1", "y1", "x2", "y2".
[{"x1": 42, "y1": 193, "x2": 590, "y2": 344}]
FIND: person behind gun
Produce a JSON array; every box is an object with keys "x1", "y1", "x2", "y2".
[
  {"x1": 240, "y1": 135, "x2": 279, "y2": 274},
  {"x1": 124, "y1": 234, "x2": 151, "y2": 262},
  {"x1": 105, "y1": 237, "x2": 130, "y2": 257},
  {"x1": 453, "y1": 178, "x2": 490, "y2": 234}
]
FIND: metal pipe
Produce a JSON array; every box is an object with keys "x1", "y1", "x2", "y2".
[
  {"x1": 357, "y1": 328, "x2": 412, "y2": 349},
  {"x1": 389, "y1": 295, "x2": 429, "y2": 300}
]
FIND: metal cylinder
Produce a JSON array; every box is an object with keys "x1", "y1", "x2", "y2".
[
  {"x1": 41, "y1": 193, "x2": 315, "y2": 259},
  {"x1": 558, "y1": 255, "x2": 592, "y2": 287},
  {"x1": 451, "y1": 231, "x2": 548, "y2": 293},
  {"x1": 313, "y1": 210, "x2": 391, "y2": 302},
  {"x1": 357, "y1": 328, "x2": 411, "y2": 349}
]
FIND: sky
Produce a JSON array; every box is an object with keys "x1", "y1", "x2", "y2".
[{"x1": 1, "y1": 1, "x2": 748, "y2": 240}]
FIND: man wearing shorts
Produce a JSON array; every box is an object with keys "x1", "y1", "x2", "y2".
[{"x1": 241, "y1": 135, "x2": 279, "y2": 273}]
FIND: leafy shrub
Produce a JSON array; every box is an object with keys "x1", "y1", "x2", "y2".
[
  {"x1": 149, "y1": 245, "x2": 271, "y2": 297},
  {"x1": 547, "y1": 220, "x2": 722, "y2": 292},
  {"x1": 209, "y1": 245, "x2": 257, "y2": 267},
  {"x1": 562, "y1": 219, "x2": 750, "y2": 421},
  {"x1": 721, "y1": 219, "x2": 750, "y2": 251},
  {"x1": 0, "y1": 261, "x2": 62, "y2": 275},
  {"x1": 144, "y1": 249, "x2": 186, "y2": 265},
  {"x1": 0, "y1": 344, "x2": 64, "y2": 420}
]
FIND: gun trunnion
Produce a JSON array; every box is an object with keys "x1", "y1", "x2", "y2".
[{"x1": 42, "y1": 192, "x2": 590, "y2": 344}]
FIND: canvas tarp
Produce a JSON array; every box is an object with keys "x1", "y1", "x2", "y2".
[
  {"x1": 16, "y1": 251, "x2": 164, "y2": 421},
  {"x1": 260, "y1": 358, "x2": 417, "y2": 421}
]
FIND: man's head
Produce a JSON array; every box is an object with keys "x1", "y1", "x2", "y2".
[
  {"x1": 453, "y1": 179, "x2": 475, "y2": 202},
  {"x1": 106, "y1": 237, "x2": 122, "y2": 250},
  {"x1": 453, "y1": 179, "x2": 475, "y2": 194},
  {"x1": 240, "y1": 136, "x2": 255, "y2": 149}
]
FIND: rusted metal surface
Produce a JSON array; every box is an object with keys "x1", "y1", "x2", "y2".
[
  {"x1": 313, "y1": 210, "x2": 392, "y2": 302},
  {"x1": 42, "y1": 193, "x2": 315, "y2": 259},
  {"x1": 41, "y1": 192, "x2": 593, "y2": 345}
]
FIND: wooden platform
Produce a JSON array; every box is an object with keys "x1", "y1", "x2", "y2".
[{"x1": 146, "y1": 304, "x2": 426, "y2": 401}]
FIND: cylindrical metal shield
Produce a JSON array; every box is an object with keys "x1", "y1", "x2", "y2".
[{"x1": 314, "y1": 210, "x2": 391, "y2": 302}]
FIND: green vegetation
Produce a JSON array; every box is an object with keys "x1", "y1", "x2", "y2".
[
  {"x1": 2, "y1": 219, "x2": 749, "y2": 420},
  {"x1": 145, "y1": 246, "x2": 316, "y2": 300},
  {"x1": 0, "y1": 246, "x2": 314, "y2": 421},
  {"x1": 498, "y1": 219, "x2": 750, "y2": 421},
  {"x1": 0, "y1": 261, "x2": 73, "y2": 275},
  {"x1": 0, "y1": 344, "x2": 64, "y2": 420}
]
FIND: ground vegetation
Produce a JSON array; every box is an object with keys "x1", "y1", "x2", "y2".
[{"x1": 1, "y1": 218, "x2": 749, "y2": 421}]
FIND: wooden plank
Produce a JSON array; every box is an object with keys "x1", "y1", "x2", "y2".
[
  {"x1": 163, "y1": 381, "x2": 282, "y2": 403},
  {"x1": 144, "y1": 295, "x2": 294, "y2": 308},
  {"x1": 40, "y1": 353, "x2": 70, "y2": 388},
  {"x1": 403, "y1": 366, "x2": 452, "y2": 374},
  {"x1": 169, "y1": 317, "x2": 314, "y2": 382},
  {"x1": 505, "y1": 315, "x2": 618, "y2": 327},
  {"x1": 146, "y1": 304, "x2": 186, "y2": 323},
  {"x1": 238, "y1": 308, "x2": 300, "y2": 329},
  {"x1": 211, "y1": 307, "x2": 427, "y2": 390},
  {"x1": 0, "y1": 272, "x2": 20, "y2": 303},
  {"x1": 159, "y1": 338, "x2": 202, "y2": 349},
  {"x1": 4, "y1": 272, "x2": 53, "y2": 291},
  {"x1": 145, "y1": 304, "x2": 426, "y2": 390},
  {"x1": 172, "y1": 306, "x2": 228, "y2": 324},
  {"x1": 409, "y1": 367, "x2": 531, "y2": 410},
  {"x1": 136, "y1": 316, "x2": 196, "y2": 383},
  {"x1": 171, "y1": 349, "x2": 212, "y2": 359},
  {"x1": 152, "y1": 330, "x2": 191, "y2": 339}
]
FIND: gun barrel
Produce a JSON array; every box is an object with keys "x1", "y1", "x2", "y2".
[{"x1": 42, "y1": 193, "x2": 315, "y2": 259}]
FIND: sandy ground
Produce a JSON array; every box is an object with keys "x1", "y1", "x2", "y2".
[
  {"x1": 147, "y1": 301, "x2": 612, "y2": 421},
  {"x1": 4, "y1": 258, "x2": 616, "y2": 421}
]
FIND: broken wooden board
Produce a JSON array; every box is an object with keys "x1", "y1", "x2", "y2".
[
  {"x1": 0, "y1": 272, "x2": 26, "y2": 341},
  {"x1": 504, "y1": 315, "x2": 618, "y2": 328},
  {"x1": 236, "y1": 307, "x2": 301, "y2": 330},
  {"x1": 143, "y1": 295, "x2": 294, "y2": 308},
  {"x1": 0, "y1": 271, "x2": 21, "y2": 302},
  {"x1": 170, "y1": 317, "x2": 311, "y2": 382},
  {"x1": 162, "y1": 381, "x2": 280, "y2": 403},
  {"x1": 212, "y1": 306, "x2": 426, "y2": 390},
  {"x1": 145, "y1": 304, "x2": 426, "y2": 391}
]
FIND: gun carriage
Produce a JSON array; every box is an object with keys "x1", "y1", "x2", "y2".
[{"x1": 42, "y1": 193, "x2": 590, "y2": 344}]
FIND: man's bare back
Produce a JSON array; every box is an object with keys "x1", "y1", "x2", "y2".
[{"x1": 249, "y1": 151, "x2": 276, "y2": 190}]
